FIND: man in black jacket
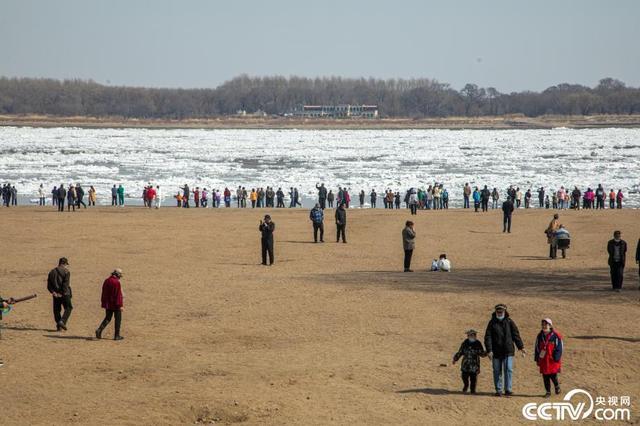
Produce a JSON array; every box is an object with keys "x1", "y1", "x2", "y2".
[
  {"x1": 316, "y1": 183, "x2": 327, "y2": 210},
  {"x1": 481, "y1": 185, "x2": 491, "y2": 212},
  {"x1": 502, "y1": 197, "x2": 515, "y2": 233},
  {"x1": 57, "y1": 184, "x2": 66, "y2": 212},
  {"x1": 484, "y1": 304, "x2": 526, "y2": 397},
  {"x1": 76, "y1": 184, "x2": 87, "y2": 209},
  {"x1": 259, "y1": 215, "x2": 275, "y2": 265},
  {"x1": 607, "y1": 231, "x2": 627, "y2": 291},
  {"x1": 47, "y1": 257, "x2": 73, "y2": 331},
  {"x1": 335, "y1": 203, "x2": 347, "y2": 243}
]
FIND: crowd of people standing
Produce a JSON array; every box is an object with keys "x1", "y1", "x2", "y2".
[{"x1": 0, "y1": 181, "x2": 632, "y2": 211}]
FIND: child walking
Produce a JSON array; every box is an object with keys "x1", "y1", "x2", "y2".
[
  {"x1": 534, "y1": 318, "x2": 563, "y2": 397},
  {"x1": 452, "y1": 329, "x2": 487, "y2": 393}
]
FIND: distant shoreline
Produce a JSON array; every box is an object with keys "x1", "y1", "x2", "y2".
[{"x1": 2, "y1": 114, "x2": 640, "y2": 130}]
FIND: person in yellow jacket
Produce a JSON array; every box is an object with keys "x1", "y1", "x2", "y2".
[
  {"x1": 250, "y1": 189, "x2": 258, "y2": 208},
  {"x1": 88, "y1": 186, "x2": 97, "y2": 206}
]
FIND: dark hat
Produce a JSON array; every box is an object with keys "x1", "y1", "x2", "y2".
[
  {"x1": 264, "y1": 214, "x2": 271, "y2": 219},
  {"x1": 59, "y1": 257, "x2": 69, "y2": 265},
  {"x1": 494, "y1": 303, "x2": 507, "y2": 311}
]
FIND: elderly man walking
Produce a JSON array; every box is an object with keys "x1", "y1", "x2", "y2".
[{"x1": 484, "y1": 304, "x2": 526, "y2": 397}]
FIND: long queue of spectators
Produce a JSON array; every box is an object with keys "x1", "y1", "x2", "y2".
[{"x1": 0, "y1": 181, "x2": 628, "y2": 210}]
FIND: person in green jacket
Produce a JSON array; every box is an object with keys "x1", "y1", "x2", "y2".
[{"x1": 117, "y1": 184, "x2": 125, "y2": 206}]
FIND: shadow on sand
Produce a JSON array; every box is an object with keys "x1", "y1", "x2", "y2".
[
  {"x1": 309, "y1": 267, "x2": 625, "y2": 301},
  {"x1": 44, "y1": 334, "x2": 94, "y2": 341},
  {"x1": 570, "y1": 335, "x2": 640, "y2": 343},
  {"x1": 1, "y1": 325, "x2": 58, "y2": 333},
  {"x1": 397, "y1": 387, "x2": 540, "y2": 398}
]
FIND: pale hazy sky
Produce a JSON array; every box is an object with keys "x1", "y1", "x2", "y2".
[{"x1": 1, "y1": 0, "x2": 638, "y2": 92}]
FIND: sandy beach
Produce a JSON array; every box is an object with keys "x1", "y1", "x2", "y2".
[{"x1": 1, "y1": 207, "x2": 638, "y2": 425}]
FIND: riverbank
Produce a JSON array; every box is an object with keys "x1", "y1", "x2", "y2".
[
  {"x1": 1, "y1": 207, "x2": 638, "y2": 424},
  {"x1": 2, "y1": 114, "x2": 640, "y2": 130}
]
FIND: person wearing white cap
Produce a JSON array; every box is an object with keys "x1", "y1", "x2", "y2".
[
  {"x1": 95, "y1": 269, "x2": 124, "y2": 340},
  {"x1": 534, "y1": 318, "x2": 563, "y2": 397}
]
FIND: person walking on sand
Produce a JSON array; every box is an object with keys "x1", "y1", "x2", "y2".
[
  {"x1": 47, "y1": 257, "x2": 73, "y2": 331},
  {"x1": 502, "y1": 196, "x2": 514, "y2": 233},
  {"x1": 259, "y1": 215, "x2": 275, "y2": 265},
  {"x1": 484, "y1": 304, "x2": 526, "y2": 397},
  {"x1": 309, "y1": 203, "x2": 324, "y2": 243},
  {"x1": 335, "y1": 203, "x2": 347, "y2": 243},
  {"x1": 95, "y1": 269, "x2": 124, "y2": 341},
  {"x1": 402, "y1": 220, "x2": 416, "y2": 272},
  {"x1": 534, "y1": 318, "x2": 563, "y2": 398},
  {"x1": 607, "y1": 230, "x2": 627, "y2": 292},
  {"x1": 452, "y1": 329, "x2": 487, "y2": 394},
  {"x1": 545, "y1": 214, "x2": 561, "y2": 258},
  {"x1": 76, "y1": 184, "x2": 87, "y2": 209},
  {"x1": 327, "y1": 190, "x2": 334, "y2": 208}
]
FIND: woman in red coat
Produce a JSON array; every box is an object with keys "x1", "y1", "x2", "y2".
[
  {"x1": 95, "y1": 269, "x2": 124, "y2": 341},
  {"x1": 534, "y1": 318, "x2": 563, "y2": 397}
]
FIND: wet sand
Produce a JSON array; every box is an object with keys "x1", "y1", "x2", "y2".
[{"x1": 0, "y1": 207, "x2": 638, "y2": 425}]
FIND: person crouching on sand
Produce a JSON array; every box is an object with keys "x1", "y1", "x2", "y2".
[
  {"x1": 534, "y1": 318, "x2": 563, "y2": 397},
  {"x1": 96, "y1": 269, "x2": 124, "y2": 341},
  {"x1": 453, "y1": 329, "x2": 487, "y2": 394}
]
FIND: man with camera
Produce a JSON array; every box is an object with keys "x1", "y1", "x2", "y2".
[{"x1": 259, "y1": 215, "x2": 276, "y2": 265}]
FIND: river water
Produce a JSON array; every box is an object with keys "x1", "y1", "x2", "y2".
[{"x1": 0, "y1": 126, "x2": 638, "y2": 207}]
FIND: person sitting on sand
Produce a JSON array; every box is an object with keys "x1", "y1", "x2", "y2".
[
  {"x1": 534, "y1": 318, "x2": 563, "y2": 398},
  {"x1": 435, "y1": 254, "x2": 451, "y2": 272},
  {"x1": 453, "y1": 329, "x2": 487, "y2": 394}
]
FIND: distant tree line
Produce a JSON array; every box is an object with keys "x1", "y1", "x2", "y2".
[{"x1": 0, "y1": 75, "x2": 639, "y2": 119}]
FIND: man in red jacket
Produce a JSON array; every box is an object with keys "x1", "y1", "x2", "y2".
[{"x1": 95, "y1": 269, "x2": 124, "y2": 340}]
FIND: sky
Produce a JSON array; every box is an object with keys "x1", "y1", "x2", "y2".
[{"x1": 1, "y1": 0, "x2": 639, "y2": 92}]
